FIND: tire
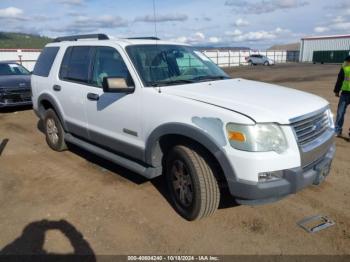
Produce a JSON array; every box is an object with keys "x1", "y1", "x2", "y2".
[
  {"x1": 248, "y1": 60, "x2": 253, "y2": 66},
  {"x1": 264, "y1": 61, "x2": 269, "y2": 66},
  {"x1": 165, "y1": 145, "x2": 220, "y2": 221},
  {"x1": 44, "y1": 108, "x2": 67, "y2": 152}
]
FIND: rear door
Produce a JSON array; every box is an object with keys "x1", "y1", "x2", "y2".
[
  {"x1": 84, "y1": 46, "x2": 143, "y2": 160},
  {"x1": 56, "y1": 46, "x2": 94, "y2": 139}
]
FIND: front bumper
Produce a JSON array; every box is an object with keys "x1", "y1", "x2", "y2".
[
  {"x1": 0, "y1": 100, "x2": 32, "y2": 108},
  {"x1": 228, "y1": 144, "x2": 335, "y2": 205},
  {"x1": 0, "y1": 90, "x2": 32, "y2": 108}
]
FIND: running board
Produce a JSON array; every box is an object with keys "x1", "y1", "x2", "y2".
[{"x1": 64, "y1": 133, "x2": 162, "y2": 179}]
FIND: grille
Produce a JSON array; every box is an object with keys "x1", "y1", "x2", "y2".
[{"x1": 291, "y1": 110, "x2": 330, "y2": 146}]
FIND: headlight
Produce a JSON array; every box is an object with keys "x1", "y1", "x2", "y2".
[
  {"x1": 226, "y1": 123, "x2": 288, "y2": 153},
  {"x1": 326, "y1": 109, "x2": 335, "y2": 129}
]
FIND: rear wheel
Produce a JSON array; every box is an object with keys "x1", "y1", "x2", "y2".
[
  {"x1": 44, "y1": 109, "x2": 67, "y2": 152},
  {"x1": 165, "y1": 145, "x2": 220, "y2": 220}
]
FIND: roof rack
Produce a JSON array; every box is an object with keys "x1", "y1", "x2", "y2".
[
  {"x1": 53, "y1": 34, "x2": 109, "y2": 42},
  {"x1": 126, "y1": 37, "x2": 160, "y2": 40}
]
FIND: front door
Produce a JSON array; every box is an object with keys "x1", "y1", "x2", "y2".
[{"x1": 84, "y1": 46, "x2": 143, "y2": 160}]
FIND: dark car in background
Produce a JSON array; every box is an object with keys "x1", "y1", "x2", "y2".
[{"x1": 0, "y1": 61, "x2": 32, "y2": 108}]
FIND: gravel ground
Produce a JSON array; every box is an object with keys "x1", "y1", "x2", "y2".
[{"x1": 0, "y1": 63, "x2": 349, "y2": 256}]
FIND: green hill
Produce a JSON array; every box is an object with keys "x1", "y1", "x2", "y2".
[{"x1": 0, "y1": 32, "x2": 52, "y2": 49}]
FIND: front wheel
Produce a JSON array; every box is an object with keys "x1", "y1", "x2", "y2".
[
  {"x1": 264, "y1": 61, "x2": 270, "y2": 66},
  {"x1": 165, "y1": 145, "x2": 220, "y2": 220}
]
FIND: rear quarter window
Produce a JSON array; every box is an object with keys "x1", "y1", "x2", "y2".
[{"x1": 33, "y1": 47, "x2": 60, "y2": 77}]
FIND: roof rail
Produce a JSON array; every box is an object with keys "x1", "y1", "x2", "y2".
[
  {"x1": 53, "y1": 34, "x2": 109, "y2": 42},
  {"x1": 126, "y1": 37, "x2": 160, "y2": 40}
]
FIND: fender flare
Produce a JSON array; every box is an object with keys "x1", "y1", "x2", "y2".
[
  {"x1": 144, "y1": 123, "x2": 237, "y2": 181},
  {"x1": 37, "y1": 93, "x2": 67, "y2": 130}
]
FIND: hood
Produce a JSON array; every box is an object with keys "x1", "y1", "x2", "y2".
[
  {"x1": 161, "y1": 79, "x2": 329, "y2": 124},
  {"x1": 0, "y1": 75, "x2": 31, "y2": 89}
]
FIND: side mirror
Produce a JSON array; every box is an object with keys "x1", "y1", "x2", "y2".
[{"x1": 102, "y1": 77, "x2": 135, "y2": 94}]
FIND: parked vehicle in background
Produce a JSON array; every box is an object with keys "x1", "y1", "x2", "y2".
[
  {"x1": 32, "y1": 34, "x2": 335, "y2": 221},
  {"x1": 0, "y1": 62, "x2": 32, "y2": 108},
  {"x1": 246, "y1": 54, "x2": 275, "y2": 66}
]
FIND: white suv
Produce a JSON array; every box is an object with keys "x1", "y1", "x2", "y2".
[{"x1": 31, "y1": 34, "x2": 335, "y2": 220}]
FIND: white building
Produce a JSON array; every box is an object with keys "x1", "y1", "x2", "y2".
[
  {"x1": 0, "y1": 49, "x2": 41, "y2": 71},
  {"x1": 300, "y1": 34, "x2": 350, "y2": 62}
]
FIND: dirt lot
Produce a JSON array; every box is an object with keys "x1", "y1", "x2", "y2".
[{"x1": 0, "y1": 63, "x2": 349, "y2": 256}]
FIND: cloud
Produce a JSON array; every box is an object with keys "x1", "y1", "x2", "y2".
[
  {"x1": 225, "y1": 0, "x2": 247, "y2": 7},
  {"x1": 168, "y1": 32, "x2": 221, "y2": 45},
  {"x1": 327, "y1": 0, "x2": 350, "y2": 10},
  {"x1": 50, "y1": 15, "x2": 128, "y2": 33},
  {"x1": 314, "y1": 26, "x2": 329, "y2": 33},
  {"x1": 234, "y1": 18, "x2": 249, "y2": 27},
  {"x1": 135, "y1": 13, "x2": 188, "y2": 23},
  {"x1": 208, "y1": 37, "x2": 220, "y2": 43},
  {"x1": 332, "y1": 16, "x2": 346, "y2": 23},
  {"x1": 75, "y1": 15, "x2": 127, "y2": 30},
  {"x1": 195, "y1": 16, "x2": 212, "y2": 22},
  {"x1": 274, "y1": 27, "x2": 290, "y2": 34},
  {"x1": 225, "y1": 0, "x2": 308, "y2": 14},
  {"x1": 225, "y1": 29, "x2": 243, "y2": 36},
  {"x1": 58, "y1": 0, "x2": 84, "y2": 6},
  {"x1": 331, "y1": 21, "x2": 350, "y2": 31},
  {"x1": 0, "y1": 7, "x2": 23, "y2": 18},
  {"x1": 225, "y1": 27, "x2": 290, "y2": 42},
  {"x1": 232, "y1": 31, "x2": 276, "y2": 42},
  {"x1": 314, "y1": 15, "x2": 350, "y2": 34}
]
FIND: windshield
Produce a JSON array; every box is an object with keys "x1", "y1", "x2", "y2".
[
  {"x1": 126, "y1": 45, "x2": 230, "y2": 87},
  {"x1": 0, "y1": 63, "x2": 30, "y2": 76}
]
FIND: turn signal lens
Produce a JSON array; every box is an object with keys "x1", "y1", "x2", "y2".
[{"x1": 228, "y1": 131, "x2": 246, "y2": 142}]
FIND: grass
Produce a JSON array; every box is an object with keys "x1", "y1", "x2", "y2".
[{"x1": 0, "y1": 32, "x2": 52, "y2": 49}]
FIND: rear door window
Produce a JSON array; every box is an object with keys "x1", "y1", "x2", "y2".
[
  {"x1": 60, "y1": 46, "x2": 94, "y2": 84},
  {"x1": 33, "y1": 47, "x2": 60, "y2": 77}
]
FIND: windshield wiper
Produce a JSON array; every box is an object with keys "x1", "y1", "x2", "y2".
[
  {"x1": 193, "y1": 75, "x2": 230, "y2": 82},
  {"x1": 151, "y1": 79, "x2": 194, "y2": 87}
]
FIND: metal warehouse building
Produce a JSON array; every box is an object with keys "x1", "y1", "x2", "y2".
[{"x1": 300, "y1": 34, "x2": 350, "y2": 62}]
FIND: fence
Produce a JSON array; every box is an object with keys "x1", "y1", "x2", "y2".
[
  {"x1": 0, "y1": 49, "x2": 41, "y2": 71},
  {"x1": 202, "y1": 50, "x2": 289, "y2": 67},
  {"x1": 0, "y1": 48, "x2": 295, "y2": 71}
]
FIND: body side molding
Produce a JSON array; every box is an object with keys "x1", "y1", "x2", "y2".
[{"x1": 65, "y1": 133, "x2": 161, "y2": 179}]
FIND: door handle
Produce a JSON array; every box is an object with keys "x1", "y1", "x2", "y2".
[
  {"x1": 87, "y1": 93, "x2": 99, "y2": 101},
  {"x1": 53, "y1": 85, "x2": 61, "y2": 91}
]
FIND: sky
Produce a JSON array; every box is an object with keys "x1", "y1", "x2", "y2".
[{"x1": 0, "y1": 0, "x2": 350, "y2": 49}]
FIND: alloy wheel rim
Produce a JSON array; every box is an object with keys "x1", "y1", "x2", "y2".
[
  {"x1": 46, "y1": 118, "x2": 59, "y2": 145},
  {"x1": 171, "y1": 159, "x2": 193, "y2": 207}
]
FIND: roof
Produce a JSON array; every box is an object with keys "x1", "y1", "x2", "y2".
[
  {"x1": 301, "y1": 34, "x2": 350, "y2": 40},
  {"x1": 268, "y1": 43, "x2": 300, "y2": 51},
  {"x1": 47, "y1": 38, "x2": 189, "y2": 48}
]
